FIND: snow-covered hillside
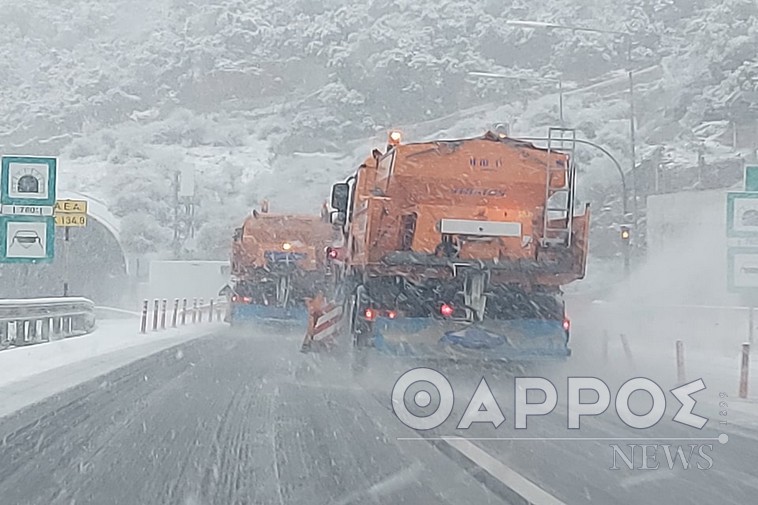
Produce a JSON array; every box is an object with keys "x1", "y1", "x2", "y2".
[{"x1": 1, "y1": 0, "x2": 756, "y2": 259}]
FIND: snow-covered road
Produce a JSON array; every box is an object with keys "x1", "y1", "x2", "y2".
[
  {"x1": 0, "y1": 321, "x2": 756, "y2": 504},
  {"x1": 0, "y1": 326, "x2": 508, "y2": 505}
]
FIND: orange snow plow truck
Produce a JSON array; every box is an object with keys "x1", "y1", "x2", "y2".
[
  {"x1": 229, "y1": 203, "x2": 334, "y2": 324},
  {"x1": 327, "y1": 128, "x2": 590, "y2": 360}
]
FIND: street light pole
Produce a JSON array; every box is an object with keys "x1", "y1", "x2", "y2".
[
  {"x1": 507, "y1": 20, "x2": 637, "y2": 225},
  {"x1": 625, "y1": 33, "x2": 638, "y2": 225}
]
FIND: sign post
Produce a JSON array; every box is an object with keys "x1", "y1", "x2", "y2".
[
  {"x1": 54, "y1": 199, "x2": 88, "y2": 296},
  {"x1": 0, "y1": 156, "x2": 57, "y2": 263},
  {"x1": 64, "y1": 227, "x2": 69, "y2": 296}
]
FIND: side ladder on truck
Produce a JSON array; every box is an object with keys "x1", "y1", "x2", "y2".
[{"x1": 542, "y1": 127, "x2": 578, "y2": 248}]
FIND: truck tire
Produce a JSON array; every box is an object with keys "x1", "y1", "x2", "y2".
[{"x1": 350, "y1": 285, "x2": 373, "y2": 348}]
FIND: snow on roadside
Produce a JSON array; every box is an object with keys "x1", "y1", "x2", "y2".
[{"x1": 0, "y1": 319, "x2": 221, "y2": 418}]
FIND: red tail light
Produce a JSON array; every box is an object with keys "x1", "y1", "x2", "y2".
[
  {"x1": 232, "y1": 294, "x2": 239, "y2": 302},
  {"x1": 364, "y1": 308, "x2": 376, "y2": 321},
  {"x1": 563, "y1": 318, "x2": 570, "y2": 331},
  {"x1": 387, "y1": 310, "x2": 398, "y2": 319},
  {"x1": 327, "y1": 247, "x2": 338, "y2": 259},
  {"x1": 440, "y1": 303, "x2": 454, "y2": 318},
  {"x1": 242, "y1": 296, "x2": 253, "y2": 304}
]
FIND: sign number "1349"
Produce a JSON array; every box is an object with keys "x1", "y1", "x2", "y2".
[{"x1": 54, "y1": 214, "x2": 87, "y2": 227}]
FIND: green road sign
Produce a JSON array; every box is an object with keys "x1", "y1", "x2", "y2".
[
  {"x1": 746, "y1": 165, "x2": 758, "y2": 192},
  {"x1": 727, "y1": 246, "x2": 758, "y2": 293},
  {"x1": 1, "y1": 156, "x2": 57, "y2": 206},
  {"x1": 0, "y1": 215, "x2": 55, "y2": 263},
  {"x1": 727, "y1": 192, "x2": 758, "y2": 237}
]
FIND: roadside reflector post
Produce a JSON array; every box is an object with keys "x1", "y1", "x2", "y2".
[
  {"x1": 676, "y1": 340, "x2": 686, "y2": 383},
  {"x1": 620, "y1": 333, "x2": 634, "y2": 365},
  {"x1": 192, "y1": 298, "x2": 198, "y2": 324},
  {"x1": 739, "y1": 343, "x2": 750, "y2": 399},
  {"x1": 140, "y1": 300, "x2": 148, "y2": 333},
  {"x1": 181, "y1": 298, "x2": 188, "y2": 325},
  {"x1": 751, "y1": 307, "x2": 756, "y2": 345},
  {"x1": 171, "y1": 299, "x2": 179, "y2": 328},
  {"x1": 602, "y1": 330, "x2": 609, "y2": 362},
  {"x1": 209, "y1": 299, "x2": 215, "y2": 322},
  {"x1": 152, "y1": 299, "x2": 159, "y2": 331},
  {"x1": 198, "y1": 298, "x2": 204, "y2": 323},
  {"x1": 160, "y1": 299, "x2": 167, "y2": 330}
]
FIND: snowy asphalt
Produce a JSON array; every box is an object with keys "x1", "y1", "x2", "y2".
[{"x1": 0, "y1": 325, "x2": 756, "y2": 504}]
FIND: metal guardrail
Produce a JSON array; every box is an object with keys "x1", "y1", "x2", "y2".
[
  {"x1": 139, "y1": 297, "x2": 228, "y2": 333},
  {"x1": 0, "y1": 297, "x2": 96, "y2": 349}
]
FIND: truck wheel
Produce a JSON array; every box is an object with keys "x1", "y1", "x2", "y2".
[{"x1": 350, "y1": 285, "x2": 373, "y2": 348}]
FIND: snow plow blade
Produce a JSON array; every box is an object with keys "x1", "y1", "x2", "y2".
[{"x1": 368, "y1": 317, "x2": 570, "y2": 363}]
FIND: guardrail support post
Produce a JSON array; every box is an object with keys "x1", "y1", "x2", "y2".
[
  {"x1": 152, "y1": 299, "x2": 159, "y2": 331},
  {"x1": 140, "y1": 300, "x2": 148, "y2": 334},
  {"x1": 0, "y1": 321, "x2": 7, "y2": 346},
  {"x1": 160, "y1": 299, "x2": 167, "y2": 330},
  {"x1": 198, "y1": 298, "x2": 204, "y2": 323},
  {"x1": 41, "y1": 318, "x2": 50, "y2": 341},
  {"x1": 209, "y1": 299, "x2": 214, "y2": 322},
  {"x1": 171, "y1": 299, "x2": 179, "y2": 328},
  {"x1": 28, "y1": 320, "x2": 37, "y2": 343},
  {"x1": 181, "y1": 299, "x2": 188, "y2": 325},
  {"x1": 740, "y1": 343, "x2": 750, "y2": 399},
  {"x1": 15, "y1": 321, "x2": 25, "y2": 345},
  {"x1": 192, "y1": 298, "x2": 198, "y2": 324}
]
